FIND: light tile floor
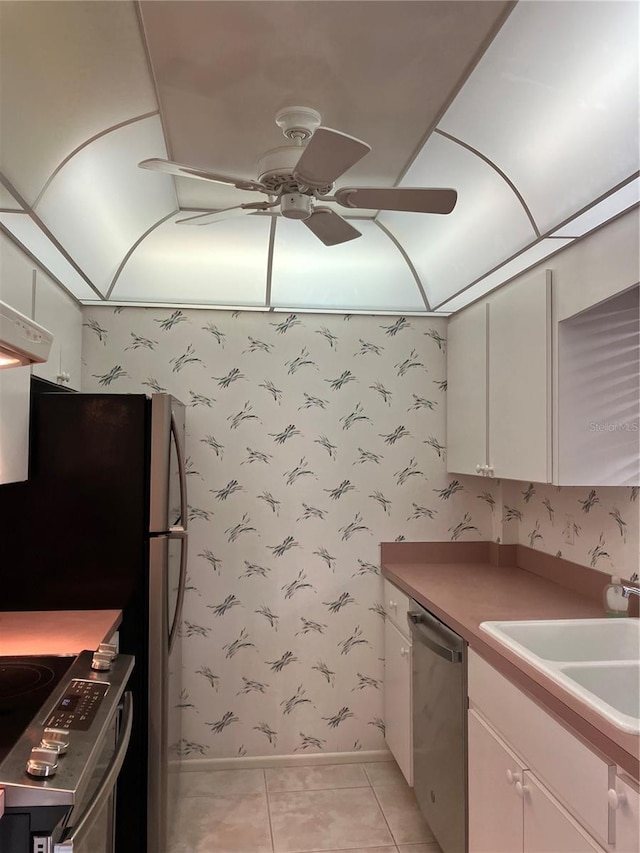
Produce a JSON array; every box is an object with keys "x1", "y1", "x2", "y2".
[{"x1": 169, "y1": 759, "x2": 443, "y2": 853}]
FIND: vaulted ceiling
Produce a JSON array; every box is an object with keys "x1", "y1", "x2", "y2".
[{"x1": 0, "y1": 1, "x2": 638, "y2": 314}]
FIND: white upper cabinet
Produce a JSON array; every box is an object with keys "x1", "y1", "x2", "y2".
[
  {"x1": 447, "y1": 270, "x2": 552, "y2": 482},
  {"x1": 489, "y1": 270, "x2": 552, "y2": 483},
  {"x1": 446, "y1": 301, "x2": 488, "y2": 477},
  {"x1": 446, "y1": 207, "x2": 639, "y2": 486},
  {"x1": 0, "y1": 233, "x2": 34, "y2": 483},
  {"x1": 32, "y1": 271, "x2": 82, "y2": 391}
]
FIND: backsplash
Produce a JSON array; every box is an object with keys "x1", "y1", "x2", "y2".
[
  {"x1": 81, "y1": 307, "x2": 495, "y2": 759},
  {"x1": 509, "y1": 482, "x2": 638, "y2": 578}
]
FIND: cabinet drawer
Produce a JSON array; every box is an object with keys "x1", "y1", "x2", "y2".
[
  {"x1": 468, "y1": 649, "x2": 613, "y2": 847},
  {"x1": 383, "y1": 579, "x2": 412, "y2": 637}
]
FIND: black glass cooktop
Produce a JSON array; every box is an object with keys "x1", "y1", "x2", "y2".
[{"x1": 0, "y1": 655, "x2": 75, "y2": 763}]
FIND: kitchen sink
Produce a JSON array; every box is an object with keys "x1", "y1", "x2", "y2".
[
  {"x1": 479, "y1": 618, "x2": 640, "y2": 733},
  {"x1": 480, "y1": 618, "x2": 640, "y2": 662},
  {"x1": 558, "y1": 662, "x2": 639, "y2": 723}
]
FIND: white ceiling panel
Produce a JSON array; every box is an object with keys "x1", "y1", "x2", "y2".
[
  {"x1": 0, "y1": 0, "x2": 158, "y2": 205},
  {"x1": 110, "y1": 214, "x2": 271, "y2": 306},
  {"x1": 438, "y1": 0, "x2": 640, "y2": 235},
  {"x1": 0, "y1": 212, "x2": 101, "y2": 301},
  {"x1": 35, "y1": 117, "x2": 176, "y2": 295},
  {"x1": 271, "y1": 219, "x2": 424, "y2": 312},
  {"x1": 438, "y1": 238, "x2": 574, "y2": 313},
  {"x1": 551, "y1": 180, "x2": 640, "y2": 239},
  {"x1": 379, "y1": 133, "x2": 537, "y2": 308},
  {"x1": 138, "y1": 0, "x2": 513, "y2": 210}
]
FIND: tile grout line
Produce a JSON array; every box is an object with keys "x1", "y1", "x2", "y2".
[
  {"x1": 263, "y1": 768, "x2": 277, "y2": 853},
  {"x1": 368, "y1": 781, "x2": 401, "y2": 848}
]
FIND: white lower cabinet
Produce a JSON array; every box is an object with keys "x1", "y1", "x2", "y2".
[
  {"x1": 468, "y1": 709, "x2": 526, "y2": 853},
  {"x1": 383, "y1": 579, "x2": 412, "y2": 785},
  {"x1": 384, "y1": 618, "x2": 412, "y2": 784},
  {"x1": 469, "y1": 709, "x2": 604, "y2": 853},
  {"x1": 466, "y1": 649, "x2": 640, "y2": 853},
  {"x1": 610, "y1": 774, "x2": 640, "y2": 853},
  {"x1": 524, "y1": 771, "x2": 605, "y2": 853}
]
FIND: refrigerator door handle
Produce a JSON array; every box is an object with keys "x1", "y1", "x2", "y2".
[
  {"x1": 169, "y1": 534, "x2": 188, "y2": 654},
  {"x1": 170, "y1": 410, "x2": 189, "y2": 534}
]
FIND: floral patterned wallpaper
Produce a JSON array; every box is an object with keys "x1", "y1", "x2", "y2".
[
  {"x1": 506, "y1": 481, "x2": 638, "y2": 578},
  {"x1": 81, "y1": 307, "x2": 495, "y2": 759},
  {"x1": 81, "y1": 306, "x2": 638, "y2": 761}
]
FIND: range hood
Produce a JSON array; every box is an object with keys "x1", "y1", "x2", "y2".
[{"x1": 0, "y1": 301, "x2": 53, "y2": 368}]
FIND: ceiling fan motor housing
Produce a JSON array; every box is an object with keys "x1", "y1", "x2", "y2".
[{"x1": 280, "y1": 193, "x2": 313, "y2": 220}]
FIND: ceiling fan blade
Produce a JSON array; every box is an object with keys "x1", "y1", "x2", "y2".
[
  {"x1": 303, "y1": 208, "x2": 362, "y2": 246},
  {"x1": 139, "y1": 158, "x2": 267, "y2": 192},
  {"x1": 335, "y1": 186, "x2": 458, "y2": 214},
  {"x1": 293, "y1": 128, "x2": 371, "y2": 188},
  {"x1": 176, "y1": 206, "x2": 256, "y2": 226}
]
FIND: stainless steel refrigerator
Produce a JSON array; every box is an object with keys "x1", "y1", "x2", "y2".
[{"x1": 0, "y1": 385, "x2": 188, "y2": 853}]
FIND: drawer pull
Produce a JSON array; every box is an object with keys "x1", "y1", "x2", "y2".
[{"x1": 607, "y1": 788, "x2": 626, "y2": 810}]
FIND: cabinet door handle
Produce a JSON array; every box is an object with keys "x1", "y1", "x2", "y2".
[
  {"x1": 506, "y1": 769, "x2": 521, "y2": 786},
  {"x1": 400, "y1": 647, "x2": 409, "y2": 658},
  {"x1": 475, "y1": 464, "x2": 484, "y2": 474},
  {"x1": 607, "y1": 788, "x2": 627, "y2": 810},
  {"x1": 389, "y1": 600, "x2": 397, "y2": 609},
  {"x1": 485, "y1": 465, "x2": 494, "y2": 477},
  {"x1": 515, "y1": 780, "x2": 529, "y2": 798}
]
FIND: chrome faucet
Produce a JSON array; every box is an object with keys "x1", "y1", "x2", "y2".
[{"x1": 621, "y1": 572, "x2": 640, "y2": 598}]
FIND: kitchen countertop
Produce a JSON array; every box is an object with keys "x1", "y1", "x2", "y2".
[
  {"x1": 382, "y1": 547, "x2": 639, "y2": 780},
  {"x1": 0, "y1": 610, "x2": 122, "y2": 656}
]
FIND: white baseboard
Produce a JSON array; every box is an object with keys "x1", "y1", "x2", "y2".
[{"x1": 172, "y1": 748, "x2": 393, "y2": 773}]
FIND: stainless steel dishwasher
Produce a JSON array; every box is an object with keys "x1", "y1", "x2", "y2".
[{"x1": 409, "y1": 600, "x2": 467, "y2": 853}]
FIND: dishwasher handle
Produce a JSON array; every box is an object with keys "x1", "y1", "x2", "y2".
[{"x1": 408, "y1": 611, "x2": 463, "y2": 663}]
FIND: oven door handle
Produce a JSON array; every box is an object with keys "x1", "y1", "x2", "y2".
[
  {"x1": 54, "y1": 691, "x2": 133, "y2": 853},
  {"x1": 408, "y1": 612, "x2": 463, "y2": 663}
]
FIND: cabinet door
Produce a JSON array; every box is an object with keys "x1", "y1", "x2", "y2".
[
  {"x1": 523, "y1": 772, "x2": 604, "y2": 853},
  {"x1": 384, "y1": 618, "x2": 412, "y2": 785},
  {"x1": 446, "y1": 301, "x2": 488, "y2": 476},
  {"x1": 489, "y1": 269, "x2": 552, "y2": 482},
  {"x1": 612, "y1": 774, "x2": 639, "y2": 853},
  {"x1": 468, "y1": 710, "x2": 525, "y2": 853},
  {"x1": 32, "y1": 270, "x2": 82, "y2": 390},
  {"x1": 0, "y1": 234, "x2": 34, "y2": 483}
]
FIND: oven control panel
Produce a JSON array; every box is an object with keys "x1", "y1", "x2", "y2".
[{"x1": 45, "y1": 680, "x2": 109, "y2": 731}]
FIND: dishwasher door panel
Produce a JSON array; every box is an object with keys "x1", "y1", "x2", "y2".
[{"x1": 411, "y1": 606, "x2": 467, "y2": 853}]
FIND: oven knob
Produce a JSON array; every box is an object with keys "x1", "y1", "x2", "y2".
[
  {"x1": 91, "y1": 652, "x2": 112, "y2": 671},
  {"x1": 26, "y1": 747, "x2": 58, "y2": 778},
  {"x1": 41, "y1": 727, "x2": 70, "y2": 755},
  {"x1": 97, "y1": 642, "x2": 118, "y2": 660}
]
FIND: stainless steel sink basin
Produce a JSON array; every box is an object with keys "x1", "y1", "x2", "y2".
[
  {"x1": 481, "y1": 618, "x2": 640, "y2": 662},
  {"x1": 479, "y1": 618, "x2": 640, "y2": 733}
]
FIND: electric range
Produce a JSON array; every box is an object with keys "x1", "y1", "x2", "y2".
[{"x1": 0, "y1": 649, "x2": 134, "y2": 853}]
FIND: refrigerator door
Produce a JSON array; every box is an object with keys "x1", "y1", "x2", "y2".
[
  {"x1": 149, "y1": 394, "x2": 188, "y2": 535},
  {"x1": 148, "y1": 535, "x2": 184, "y2": 853}
]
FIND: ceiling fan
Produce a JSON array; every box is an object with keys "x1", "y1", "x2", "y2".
[{"x1": 139, "y1": 107, "x2": 457, "y2": 246}]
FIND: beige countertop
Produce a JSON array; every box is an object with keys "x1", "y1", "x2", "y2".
[
  {"x1": 0, "y1": 610, "x2": 122, "y2": 656},
  {"x1": 382, "y1": 552, "x2": 639, "y2": 781}
]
